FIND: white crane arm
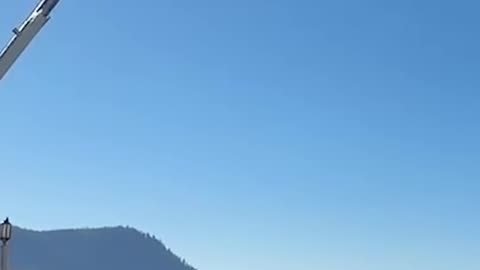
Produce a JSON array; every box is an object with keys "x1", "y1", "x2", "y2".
[{"x1": 0, "y1": 0, "x2": 60, "y2": 80}]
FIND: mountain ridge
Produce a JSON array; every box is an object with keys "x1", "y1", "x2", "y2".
[{"x1": 9, "y1": 226, "x2": 197, "y2": 270}]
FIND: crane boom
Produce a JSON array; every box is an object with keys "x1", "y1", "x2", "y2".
[{"x1": 0, "y1": 0, "x2": 60, "y2": 80}]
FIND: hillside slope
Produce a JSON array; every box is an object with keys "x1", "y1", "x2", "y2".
[{"x1": 9, "y1": 226, "x2": 196, "y2": 270}]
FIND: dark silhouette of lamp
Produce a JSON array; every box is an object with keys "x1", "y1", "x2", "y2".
[
  {"x1": 0, "y1": 218, "x2": 12, "y2": 270},
  {"x1": 0, "y1": 218, "x2": 12, "y2": 244}
]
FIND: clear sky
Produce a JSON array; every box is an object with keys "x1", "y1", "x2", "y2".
[{"x1": 0, "y1": 0, "x2": 479, "y2": 270}]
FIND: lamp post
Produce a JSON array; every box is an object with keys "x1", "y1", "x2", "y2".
[{"x1": 0, "y1": 218, "x2": 12, "y2": 270}]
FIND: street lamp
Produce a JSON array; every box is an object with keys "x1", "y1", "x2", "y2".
[
  {"x1": 0, "y1": 218, "x2": 12, "y2": 270},
  {"x1": 0, "y1": 218, "x2": 12, "y2": 244}
]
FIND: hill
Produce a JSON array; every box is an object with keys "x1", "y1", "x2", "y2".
[{"x1": 9, "y1": 226, "x2": 196, "y2": 270}]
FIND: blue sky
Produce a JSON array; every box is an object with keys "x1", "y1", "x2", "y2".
[{"x1": 0, "y1": 0, "x2": 479, "y2": 269}]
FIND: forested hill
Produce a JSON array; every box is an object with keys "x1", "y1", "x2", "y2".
[{"x1": 9, "y1": 226, "x2": 196, "y2": 270}]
